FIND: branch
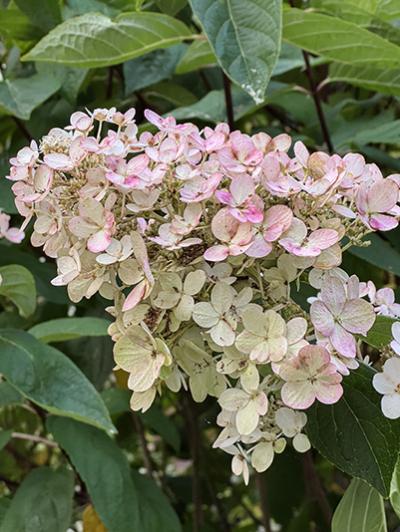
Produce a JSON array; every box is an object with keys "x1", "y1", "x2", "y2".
[
  {"x1": 131, "y1": 413, "x2": 155, "y2": 478},
  {"x1": 12, "y1": 117, "x2": 32, "y2": 142},
  {"x1": 222, "y1": 73, "x2": 235, "y2": 130},
  {"x1": 302, "y1": 451, "x2": 332, "y2": 527},
  {"x1": 288, "y1": 1, "x2": 333, "y2": 153},
  {"x1": 11, "y1": 432, "x2": 58, "y2": 448},
  {"x1": 255, "y1": 473, "x2": 272, "y2": 532},
  {"x1": 183, "y1": 394, "x2": 204, "y2": 532}
]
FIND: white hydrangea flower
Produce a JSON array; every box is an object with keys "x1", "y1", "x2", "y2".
[
  {"x1": 96, "y1": 234, "x2": 133, "y2": 265},
  {"x1": 218, "y1": 384, "x2": 268, "y2": 436},
  {"x1": 263, "y1": 254, "x2": 297, "y2": 299},
  {"x1": 275, "y1": 406, "x2": 311, "y2": 453},
  {"x1": 373, "y1": 358, "x2": 400, "y2": 419}
]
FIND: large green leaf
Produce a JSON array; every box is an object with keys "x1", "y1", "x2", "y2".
[
  {"x1": 328, "y1": 63, "x2": 400, "y2": 97},
  {"x1": 390, "y1": 456, "x2": 400, "y2": 518},
  {"x1": 0, "y1": 467, "x2": 74, "y2": 532},
  {"x1": 0, "y1": 265, "x2": 36, "y2": 318},
  {"x1": 189, "y1": 0, "x2": 282, "y2": 103},
  {"x1": 15, "y1": 0, "x2": 62, "y2": 32},
  {"x1": 0, "y1": 329, "x2": 114, "y2": 433},
  {"x1": 362, "y1": 315, "x2": 396, "y2": 349},
  {"x1": 0, "y1": 73, "x2": 62, "y2": 120},
  {"x1": 23, "y1": 12, "x2": 192, "y2": 68},
  {"x1": 29, "y1": 317, "x2": 110, "y2": 343},
  {"x1": 156, "y1": 0, "x2": 187, "y2": 16},
  {"x1": 175, "y1": 39, "x2": 215, "y2": 74},
  {"x1": 0, "y1": 430, "x2": 11, "y2": 451},
  {"x1": 47, "y1": 416, "x2": 141, "y2": 532},
  {"x1": 307, "y1": 364, "x2": 400, "y2": 497},
  {"x1": 349, "y1": 234, "x2": 400, "y2": 276},
  {"x1": 282, "y1": 8, "x2": 400, "y2": 68},
  {"x1": 332, "y1": 478, "x2": 387, "y2": 532},
  {"x1": 0, "y1": 7, "x2": 43, "y2": 41},
  {"x1": 0, "y1": 381, "x2": 23, "y2": 408},
  {"x1": 132, "y1": 471, "x2": 182, "y2": 532},
  {"x1": 123, "y1": 44, "x2": 185, "y2": 94}
]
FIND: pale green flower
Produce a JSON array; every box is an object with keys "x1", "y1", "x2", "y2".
[{"x1": 218, "y1": 385, "x2": 268, "y2": 436}]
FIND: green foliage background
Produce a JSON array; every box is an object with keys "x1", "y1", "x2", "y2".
[{"x1": 1, "y1": 0, "x2": 400, "y2": 530}]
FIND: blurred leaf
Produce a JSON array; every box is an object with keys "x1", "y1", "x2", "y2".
[
  {"x1": 156, "y1": 0, "x2": 186, "y2": 16},
  {"x1": 0, "y1": 381, "x2": 23, "y2": 407},
  {"x1": 123, "y1": 44, "x2": 185, "y2": 95},
  {"x1": 0, "y1": 329, "x2": 115, "y2": 433},
  {"x1": 29, "y1": 317, "x2": 110, "y2": 343},
  {"x1": 175, "y1": 39, "x2": 215, "y2": 74},
  {"x1": 307, "y1": 364, "x2": 400, "y2": 497},
  {"x1": 101, "y1": 388, "x2": 130, "y2": 416},
  {"x1": 82, "y1": 505, "x2": 107, "y2": 532},
  {"x1": 0, "y1": 430, "x2": 11, "y2": 451},
  {"x1": 0, "y1": 265, "x2": 36, "y2": 318},
  {"x1": 23, "y1": 12, "x2": 192, "y2": 67},
  {"x1": 332, "y1": 478, "x2": 387, "y2": 532},
  {"x1": 349, "y1": 234, "x2": 400, "y2": 276},
  {"x1": 142, "y1": 404, "x2": 181, "y2": 452},
  {"x1": 145, "y1": 81, "x2": 196, "y2": 107},
  {"x1": 0, "y1": 177, "x2": 18, "y2": 214},
  {"x1": 47, "y1": 416, "x2": 141, "y2": 532},
  {"x1": 63, "y1": 0, "x2": 119, "y2": 18},
  {"x1": 0, "y1": 73, "x2": 62, "y2": 120},
  {"x1": 132, "y1": 471, "x2": 182, "y2": 532},
  {"x1": 0, "y1": 467, "x2": 74, "y2": 532},
  {"x1": 390, "y1": 455, "x2": 400, "y2": 518},
  {"x1": 0, "y1": 7, "x2": 43, "y2": 41},
  {"x1": 36, "y1": 63, "x2": 88, "y2": 103},
  {"x1": 283, "y1": 8, "x2": 400, "y2": 68},
  {"x1": 14, "y1": 0, "x2": 62, "y2": 32},
  {"x1": 376, "y1": 0, "x2": 400, "y2": 21},
  {"x1": 0, "y1": 246, "x2": 69, "y2": 305},
  {"x1": 353, "y1": 120, "x2": 400, "y2": 146},
  {"x1": 189, "y1": 0, "x2": 282, "y2": 103},
  {"x1": 328, "y1": 63, "x2": 400, "y2": 97},
  {"x1": 362, "y1": 315, "x2": 396, "y2": 349}
]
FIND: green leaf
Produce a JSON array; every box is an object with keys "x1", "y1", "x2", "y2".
[
  {"x1": 0, "y1": 7, "x2": 43, "y2": 41},
  {"x1": 352, "y1": 120, "x2": 400, "y2": 146},
  {"x1": 36, "y1": 63, "x2": 88, "y2": 103},
  {"x1": 0, "y1": 73, "x2": 62, "y2": 120},
  {"x1": 132, "y1": 471, "x2": 182, "y2": 532},
  {"x1": 189, "y1": 0, "x2": 282, "y2": 103},
  {"x1": 29, "y1": 317, "x2": 110, "y2": 343},
  {"x1": 14, "y1": 0, "x2": 62, "y2": 32},
  {"x1": 348, "y1": 234, "x2": 400, "y2": 276},
  {"x1": 123, "y1": 44, "x2": 185, "y2": 94},
  {"x1": 332, "y1": 478, "x2": 387, "y2": 532},
  {"x1": 0, "y1": 265, "x2": 36, "y2": 318},
  {"x1": 0, "y1": 177, "x2": 18, "y2": 214},
  {"x1": 307, "y1": 364, "x2": 400, "y2": 497},
  {"x1": 47, "y1": 416, "x2": 141, "y2": 532},
  {"x1": 23, "y1": 12, "x2": 192, "y2": 68},
  {"x1": 0, "y1": 245, "x2": 68, "y2": 305},
  {"x1": 328, "y1": 63, "x2": 400, "y2": 97},
  {"x1": 0, "y1": 467, "x2": 74, "y2": 532},
  {"x1": 156, "y1": 0, "x2": 187, "y2": 16},
  {"x1": 0, "y1": 430, "x2": 11, "y2": 451},
  {"x1": 362, "y1": 315, "x2": 396, "y2": 349},
  {"x1": 0, "y1": 329, "x2": 115, "y2": 433},
  {"x1": 282, "y1": 7, "x2": 400, "y2": 69},
  {"x1": 175, "y1": 39, "x2": 216, "y2": 74},
  {"x1": 0, "y1": 381, "x2": 23, "y2": 408},
  {"x1": 62, "y1": 0, "x2": 119, "y2": 18},
  {"x1": 101, "y1": 388, "x2": 131, "y2": 416},
  {"x1": 390, "y1": 455, "x2": 400, "y2": 518}
]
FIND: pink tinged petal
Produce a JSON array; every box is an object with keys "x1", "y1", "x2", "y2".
[
  {"x1": 307, "y1": 229, "x2": 339, "y2": 251},
  {"x1": 331, "y1": 324, "x2": 356, "y2": 358},
  {"x1": 281, "y1": 381, "x2": 316, "y2": 410},
  {"x1": 230, "y1": 175, "x2": 254, "y2": 205},
  {"x1": 392, "y1": 322, "x2": 400, "y2": 343},
  {"x1": 211, "y1": 208, "x2": 239, "y2": 241},
  {"x1": 381, "y1": 394, "x2": 400, "y2": 419},
  {"x1": 320, "y1": 277, "x2": 346, "y2": 315},
  {"x1": 123, "y1": 280, "x2": 147, "y2": 311},
  {"x1": 310, "y1": 301, "x2": 335, "y2": 336},
  {"x1": 87, "y1": 230, "x2": 111, "y2": 253},
  {"x1": 44, "y1": 153, "x2": 73, "y2": 171},
  {"x1": 341, "y1": 299, "x2": 376, "y2": 334},
  {"x1": 204, "y1": 245, "x2": 229, "y2": 262},
  {"x1": 294, "y1": 141, "x2": 309, "y2": 166},
  {"x1": 215, "y1": 189, "x2": 233, "y2": 206},
  {"x1": 264, "y1": 205, "x2": 293, "y2": 241},
  {"x1": 367, "y1": 179, "x2": 398, "y2": 213},
  {"x1": 369, "y1": 214, "x2": 398, "y2": 231},
  {"x1": 314, "y1": 378, "x2": 343, "y2": 405},
  {"x1": 5, "y1": 228, "x2": 24, "y2": 243},
  {"x1": 332, "y1": 204, "x2": 356, "y2": 218},
  {"x1": 245, "y1": 236, "x2": 273, "y2": 258}
]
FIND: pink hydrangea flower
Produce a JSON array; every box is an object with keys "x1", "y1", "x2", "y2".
[
  {"x1": 280, "y1": 345, "x2": 343, "y2": 409},
  {"x1": 310, "y1": 275, "x2": 376, "y2": 358},
  {"x1": 246, "y1": 205, "x2": 293, "y2": 258},
  {"x1": 69, "y1": 198, "x2": 115, "y2": 253},
  {"x1": 356, "y1": 179, "x2": 400, "y2": 231},
  {"x1": 215, "y1": 175, "x2": 264, "y2": 223},
  {"x1": 279, "y1": 218, "x2": 339, "y2": 257},
  {"x1": 0, "y1": 212, "x2": 24, "y2": 243}
]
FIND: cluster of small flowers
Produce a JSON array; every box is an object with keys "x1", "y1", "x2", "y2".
[{"x1": 6, "y1": 107, "x2": 400, "y2": 483}]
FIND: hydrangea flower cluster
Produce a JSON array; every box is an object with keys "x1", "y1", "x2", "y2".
[{"x1": 6, "y1": 107, "x2": 400, "y2": 483}]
